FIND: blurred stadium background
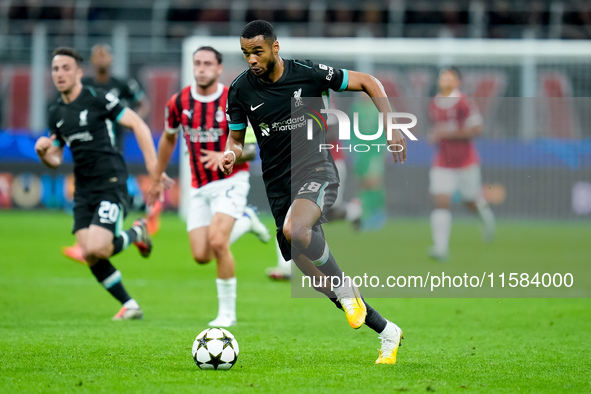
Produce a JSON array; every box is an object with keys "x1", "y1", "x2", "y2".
[{"x1": 1, "y1": 0, "x2": 590, "y2": 221}]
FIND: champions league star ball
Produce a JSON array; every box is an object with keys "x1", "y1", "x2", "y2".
[{"x1": 192, "y1": 328, "x2": 239, "y2": 370}]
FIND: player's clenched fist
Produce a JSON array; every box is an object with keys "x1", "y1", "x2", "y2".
[
  {"x1": 34, "y1": 134, "x2": 56, "y2": 157},
  {"x1": 220, "y1": 150, "x2": 236, "y2": 175},
  {"x1": 387, "y1": 129, "x2": 407, "y2": 164}
]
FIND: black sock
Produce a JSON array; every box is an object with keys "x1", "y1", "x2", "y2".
[
  {"x1": 300, "y1": 229, "x2": 344, "y2": 278},
  {"x1": 329, "y1": 296, "x2": 343, "y2": 310},
  {"x1": 310, "y1": 286, "x2": 344, "y2": 310},
  {"x1": 89, "y1": 259, "x2": 132, "y2": 304},
  {"x1": 363, "y1": 299, "x2": 387, "y2": 333},
  {"x1": 112, "y1": 228, "x2": 139, "y2": 256}
]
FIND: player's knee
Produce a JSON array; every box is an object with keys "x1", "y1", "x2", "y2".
[
  {"x1": 208, "y1": 234, "x2": 229, "y2": 256},
  {"x1": 433, "y1": 195, "x2": 451, "y2": 209},
  {"x1": 82, "y1": 245, "x2": 110, "y2": 262},
  {"x1": 283, "y1": 223, "x2": 310, "y2": 250},
  {"x1": 464, "y1": 201, "x2": 478, "y2": 212},
  {"x1": 192, "y1": 251, "x2": 211, "y2": 265}
]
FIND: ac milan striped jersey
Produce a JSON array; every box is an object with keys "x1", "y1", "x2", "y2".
[
  {"x1": 165, "y1": 82, "x2": 249, "y2": 189},
  {"x1": 428, "y1": 90, "x2": 483, "y2": 168}
]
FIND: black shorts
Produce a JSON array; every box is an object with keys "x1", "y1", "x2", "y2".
[
  {"x1": 72, "y1": 187, "x2": 129, "y2": 235},
  {"x1": 268, "y1": 175, "x2": 339, "y2": 261}
]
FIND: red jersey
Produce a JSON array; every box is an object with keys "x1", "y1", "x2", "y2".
[
  {"x1": 165, "y1": 82, "x2": 249, "y2": 188},
  {"x1": 428, "y1": 90, "x2": 482, "y2": 168}
]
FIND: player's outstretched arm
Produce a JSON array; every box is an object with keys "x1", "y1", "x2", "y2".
[
  {"x1": 220, "y1": 129, "x2": 246, "y2": 175},
  {"x1": 34, "y1": 135, "x2": 63, "y2": 169},
  {"x1": 117, "y1": 108, "x2": 160, "y2": 200},
  {"x1": 345, "y1": 71, "x2": 407, "y2": 164},
  {"x1": 144, "y1": 131, "x2": 177, "y2": 205}
]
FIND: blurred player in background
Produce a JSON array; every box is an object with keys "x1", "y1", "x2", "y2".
[
  {"x1": 62, "y1": 44, "x2": 160, "y2": 264},
  {"x1": 428, "y1": 67, "x2": 496, "y2": 261},
  {"x1": 36, "y1": 47, "x2": 157, "y2": 320},
  {"x1": 222, "y1": 20, "x2": 404, "y2": 364},
  {"x1": 147, "y1": 46, "x2": 269, "y2": 328},
  {"x1": 349, "y1": 98, "x2": 387, "y2": 231}
]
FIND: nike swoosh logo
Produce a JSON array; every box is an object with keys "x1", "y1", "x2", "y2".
[
  {"x1": 56, "y1": 119, "x2": 64, "y2": 128},
  {"x1": 250, "y1": 103, "x2": 264, "y2": 111}
]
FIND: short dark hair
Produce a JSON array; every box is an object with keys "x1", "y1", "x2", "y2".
[
  {"x1": 193, "y1": 46, "x2": 223, "y2": 64},
  {"x1": 439, "y1": 66, "x2": 461, "y2": 80},
  {"x1": 53, "y1": 46, "x2": 83, "y2": 65},
  {"x1": 90, "y1": 44, "x2": 112, "y2": 56},
  {"x1": 241, "y1": 20, "x2": 277, "y2": 43}
]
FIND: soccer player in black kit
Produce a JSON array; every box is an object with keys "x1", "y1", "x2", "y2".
[
  {"x1": 62, "y1": 44, "x2": 159, "y2": 264},
  {"x1": 35, "y1": 47, "x2": 157, "y2": 320},
  {"x1": 221, "y1": 20, "x2": 406, "y2": 364}
]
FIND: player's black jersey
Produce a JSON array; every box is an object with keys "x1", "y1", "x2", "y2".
[
  {"x1": 48, "y1": 86, "x2": 128, "y2": 193},
  {"x1": 82, "y1": 76, "x2": 144, "y2": 152},
  {"x1": 227, "y1": 59, "x2": 349, "y2": 197}
]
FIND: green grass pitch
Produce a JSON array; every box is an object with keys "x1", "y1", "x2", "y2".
[{"x1": 1, "y1": 211, "x2": 590, "y2": 393}]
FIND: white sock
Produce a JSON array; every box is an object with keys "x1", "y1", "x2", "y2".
[
  {"x1": 123, "y1": 299, "x2": 140, "y2": 309},
  {"x1": 275, "y1": 239, "x2": 291, "y2": 271},
  {"x1": 380, "y1": 320, "x2": 397, "y2": 337},
  {"x1": 229, "y1": 215, "x2": 250, "y2": 245},
  {"x1": 476, "y1": 199, "x2": 495, "y2": 238},
  {"x1": 345, "y1": 200, "x2": 362, "y2": 222},
  {"x1": 216, "y1": 277, "x2": 237, "y2": 319},
  {"x1": 431, "y1": 209, "x2": 451, "y2": 255},
  {"x1": 132, "y1": 224, "x2": 143, "y2": 239}
]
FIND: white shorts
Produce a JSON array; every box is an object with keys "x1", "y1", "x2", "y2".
[
  {"x1": 429, "y1": 165, "x2": 482, "y2": 201},
  {"x1": 186, "y1": 171, "x2": 250, "y2": 232}
]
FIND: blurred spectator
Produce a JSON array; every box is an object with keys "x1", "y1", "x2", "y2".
[
  {"x1": 6, "y1": 0, "x2": 591, "y2": 45},
  {"x1": 404, "y1": 0, "x2": 443, "y2": 38},
  {"x1": 198, "y1": 8, "x2": 229, "y2": 23},
  {"x1": 562, "y1": 0, "x2": 591, "y2": 39},
  {"x1": 246, "y1": 1, "x2": 275, "y2": 23},
  {"x1": 359, "y1": 2, "x2": 386, "y2": 37},
  {"x1": 325, "y1": 2, "x2": 357, "y2": 37},
  {"x1": 275, "y1": 4, "x2": 309, "y2": 37},
  {"x1": 167, "y1": 0, "x2": 200, "y2": 39},
  {"x1": 440, "y1": 1, "x2": 468, "y2": 38},
  {"x1": 488, "y1": 0, "x2": 526, "y2": 39}
]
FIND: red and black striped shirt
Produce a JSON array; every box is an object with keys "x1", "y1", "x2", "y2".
[{"x1": 165, "y1": 82, "x2": 249, "y2": 188}]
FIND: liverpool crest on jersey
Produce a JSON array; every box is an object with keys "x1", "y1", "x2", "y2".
[
  {"x1": 79, "y1": 109, "x2": 88, "y2": 126},
  {"x1": 293, "y1": 88, "x2": 303, "y2": 107}
]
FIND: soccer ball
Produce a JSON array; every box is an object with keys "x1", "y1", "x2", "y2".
[{"x1": 192, "y1": 328, "x2": 239, "y2": 370}]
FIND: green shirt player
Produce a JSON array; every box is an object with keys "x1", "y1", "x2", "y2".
[
  {"x1": 350, "y1": 98, "x2": 388, "y2": 231},
  {"x1": 220, "y1": 20, "x2": 406, "y2": 364}
]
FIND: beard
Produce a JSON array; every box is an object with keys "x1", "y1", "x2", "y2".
[
  {"x1": 252, "y1": 57, "x2": 276, "y2": 79},
  {"x1": 197, "y1": 76, "x2": 216, "y2": 90}
]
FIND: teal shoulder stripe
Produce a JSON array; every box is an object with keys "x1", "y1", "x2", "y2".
[
  {"x1": 229, "y1": 123, "x2": 246, "y2": 131},
  {"x1": 87, "y1": 86, "x2": 97, "y2": 97},
  {"x1": 294, "y1": 60, "x2": 312, "y2": 69},
  {"x1": 338, "y1": 69, "x2": 349, "y2": 92},
  {"x1": 231, "y1": 70, "x2": 249, "y2": 87},
  {"x1": 115, "y1": 107, "x2": 126, "y2": 122}
]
